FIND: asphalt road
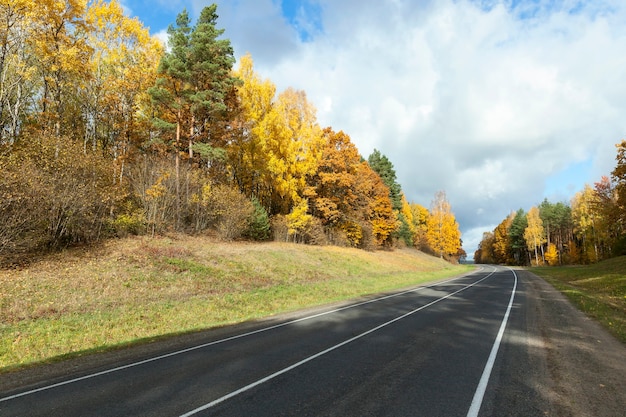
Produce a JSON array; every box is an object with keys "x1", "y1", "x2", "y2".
[{"x1": 2, "y1": 265, "x2": 625, "y2": 416}]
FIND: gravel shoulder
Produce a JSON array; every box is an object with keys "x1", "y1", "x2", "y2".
[{"x1": 519, "y1": 269, "x2": 626, "y2": 417}]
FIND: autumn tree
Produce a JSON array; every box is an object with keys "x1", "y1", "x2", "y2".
[
  {"x1": 368, "y1": 149, "x2": 402, "y2": 211},
  {"x1": 426, "y1": 191, "x2": 461, "y2": 259},
  {"x1": 306, "y1": 127, "x2": 395, "y2": 247},
  {"x1": 355, "y1": 161, "x2": 397, "y2": 247},
  {"x1": 545, "y1": 243, "x2": 559, "y2": 266},
  {"x1": 397, "y1": 195, "x2": 417, "y2": 246},
  {"x1": 538, "y1": 199, "x2": 572, "y2": 265},
  {"x1": 230, "y1": 53, "x2": 275, "y2": 200},
  {"x1": 262, "y1": 87, "x2": 322, "y2": 214},
  {"x1": 593, "y1": 176, "x2": 622, "y2": 255},
  {"x1": 85, "y1": 0, "x2": 162, "y2": 181},
  {"x1": 613, "y1": 140, "x2": 626, "y2": 219},
  {"x1": 410, "y1": 202, "x2": 430, "y2": 250},
  {"x1": 524, "y1": 206, "x2": 546, "y2": 266},
  {"x1": 307, "y1": 128, "x2": 361, "y2": 243},
  {"x1": 32, "y1": 0, "x2": 92, "y2": 137},
  {"x1": 612, "y1": 140, "x2": 626, "y2": 254},
  {"x1": 571, "y1": 185, "x2": 597, "y2": 262},
  {"x1": 493, "y1": 213, "x2": 514, "y2": 264},
  {"x1": 475, "y1": 232, "x2": 495, "y2": 264},
  {"x1": 0, "y1": 0, "x2": 36, "y2": 144}
]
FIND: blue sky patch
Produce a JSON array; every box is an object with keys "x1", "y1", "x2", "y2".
[
  {"x1": 544, "y1": 158, "x2": 593, "y2": 200},
  {"x1": 280, "y1": 0, "x2": 323, "y2": 42}
]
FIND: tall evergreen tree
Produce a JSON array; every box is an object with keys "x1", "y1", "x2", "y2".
[
  {"x1": 188, "y1": 4, "x2": 239, "y2": 162},
  {"x1": 148, "y1": 5, "x2": 237, "y2": 228},
  {"x1": 509, "y1": 208, "x2": 528, "y2": 265},
  {"x1": 367, "y1": 149, "x2": 402, "y2": 211}
]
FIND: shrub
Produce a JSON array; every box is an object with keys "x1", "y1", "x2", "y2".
[
  {"x1": 0, "y1": 134, "x2": 124, "y2": 257},
  {"x1": 271, "y1": 215, "x2": 289, "y2": 242},
  {"x1": 201, "y1": 183, "x2": 254, "y2": 240},
  {"x1": 110, "y1": 211, "x2": 147, "y2": 237},
  {"x1": 245, "y1": 198, "x2": 271, "y2": 241}
]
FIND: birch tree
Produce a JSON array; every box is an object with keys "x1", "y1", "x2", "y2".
[
  {"x1": 524, "y1": 206, "x2": 545, "y2": 265},
  {"x1": 426, "y1": 191, "x2": 461, "y2": 259}
]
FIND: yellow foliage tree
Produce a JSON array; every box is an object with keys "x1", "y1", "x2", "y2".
[
  {"x1": 410, "y1": 202, "x2": 429, "y2": 250},
  {"x1": 571, "y1": 185, "x2": 601, "y2": 263},
  {"x1": 426, "y1": 191, "x2": 461, "y2": 259},
  {"x1": 356, "y1": 161, "x2": 397, "y2": 246},
  {"x1": 545, "y1": 243, "x2": 559, "y2": 266},
  {"x1": 262, "y1": 87, "x2": 322, "y2": 214},
  {"x1": 233, "y1": 55, "x2": 322, "y2": 214},
  {"x1": 493, "y1": 212, "x2": 515, "y2": 264},
  {"x1": 31, "y1": 0, "x2": 93, "y2": 136},
  {"x1": 86, "y1": 0, "x2": 162, "y2": 181},
  {"x1": 286, "y1": 198, "x2": 313, "y2": 243},
  {"x1": 0, "y1": 0, "x2": 37, "y2": 143},
  {"x1": 524, "y1": 206, "x2": 546, "y2": 266},
  {"x1": 231, "y1": 53, "x2": 275, "y2": 199}
]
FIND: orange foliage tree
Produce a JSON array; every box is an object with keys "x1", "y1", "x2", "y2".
[{"x1": 306, "y1": 127, "x2": 396, "y2": 247}]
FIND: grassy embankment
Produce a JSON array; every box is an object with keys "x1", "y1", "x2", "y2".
[
  {"x1": 0, "y1": 235, "x2": 473, "y2": 372},
  {"x1": 532, "y1": 256, "x2": 626, "y2": 344}
]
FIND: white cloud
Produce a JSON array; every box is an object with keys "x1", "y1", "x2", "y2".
[
  {"x1": 207, "y1": 0, "x2": 626, "y2": 254},
  {"x1": 153, "y1": 29, "x2": 169, "y2": 50}
]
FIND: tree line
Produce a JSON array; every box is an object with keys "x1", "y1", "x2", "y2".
[
  {"x1": 474, "y1": 142, "x2": 626, "y2": 265},
  {"x1": 0, "y1": 1, "x2": 464, "y2": 263}
]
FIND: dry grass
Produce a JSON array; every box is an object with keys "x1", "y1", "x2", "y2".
[{"x1": 0, "y1": 235, "x2": 472, "y2": 371}]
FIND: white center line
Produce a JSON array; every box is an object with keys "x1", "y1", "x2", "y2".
[
  {"x1": 0, "y1": 269, "x2": 488, "y2": 403},
  {"x1": 179, "y1": 268, "x2": 498, "y2": 417}
]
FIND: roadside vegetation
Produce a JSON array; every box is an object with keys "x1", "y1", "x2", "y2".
[
  {"x1": 532, "y1": 256, "x2": 626, "y2": 344},
  {"x1": 0, "y1": 2, "x2": 466, "y2": 266},
  {"x1": 0, "y1": 1, "x2": 470, "y2": 377},
  {"x1": 0, "y1": 236, "x2": 472, "y2": 372},
  {"x1": 474, "y1": 141, "x2": 626, "y2": 267}
]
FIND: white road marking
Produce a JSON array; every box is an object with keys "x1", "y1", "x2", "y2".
[
  {"x1": 0, "y1": 268, "x2": 489, "y2": 403},
  {"x1": 466, "y1": 267, "x2": 518, "y2": 417},
  {"x1": 179, "y1": 268, "x2": 498, "y2": 416}
]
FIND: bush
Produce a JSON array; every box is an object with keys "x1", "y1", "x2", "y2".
[
  {"x1": 110, "y1": 210, "x2": 147, "y2": 237},
  {"x1": 0, "y1": 156, "x2": 47, "y2": 258},
  {"x1": 201, "y1": 183, "x2": 254, "y2": 240},
  {"x1": 129, "y1": 156, "x2": 178, "y2": 235},
  {"x1": 245, "y1": 198, "x2": 271, "y2": 241},
  {"x1": 0, "y1": 134, "x2": 124, "y2": 258},
  {"x1": 271, "y1": 215, "x2": 289, "y2": 242}
]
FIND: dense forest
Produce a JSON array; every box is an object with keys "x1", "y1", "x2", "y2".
[
  {"x1": 474, "y1": 143, "x2": 626, "y2": 265},
  {"x1": 0, "y1": 1, "x2": 466, "y2": 264}
]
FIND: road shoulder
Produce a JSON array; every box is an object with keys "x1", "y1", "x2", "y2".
[{"x1": 520, "y1": 269, "x2": 626, "y2": 417}]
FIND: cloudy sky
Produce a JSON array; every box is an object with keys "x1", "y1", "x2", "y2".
[{"x1": 122, "y1": 0, "x2": 626, "y2": 256}]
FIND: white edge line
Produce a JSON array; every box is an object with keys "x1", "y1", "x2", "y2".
[
  {"x1": 179, "y1": 268, "x2": 498, "y2": 417},
  {"x1": 0, "y1": 266, "x2": 488, "y2": 403},
  {"x1": 466, "y1": 267, "x2": 518, "y2": 417}
]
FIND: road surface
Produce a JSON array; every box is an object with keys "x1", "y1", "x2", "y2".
[{"x1": 1, "y1": 265, "x2": 625, "y2": 416}]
